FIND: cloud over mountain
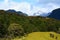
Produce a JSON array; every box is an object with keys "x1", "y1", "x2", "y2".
[{"x1": 0, "y1": 0, "x2": 60, "y2": 16}]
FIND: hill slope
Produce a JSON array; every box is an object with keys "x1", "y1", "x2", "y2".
[
  {"x1": 13, "y1": 32, "x2": 60, "y2": 40},
  {"x1": 25, "y1": 32, "x2": 60, "y2": 40}
]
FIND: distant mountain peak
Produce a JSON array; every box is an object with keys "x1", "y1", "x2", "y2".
[
  {"x1": 6, "y1": 9, "x2": 16, "y2": 13},
  {"x1": 33, "y1": 10, "x2": 44, "y2": 16},
  {"x1": 5, "y1": 9, "x2": 28, "y2": 16},
  {"x1": 33, "y1": 10, "x2": 49, "y2": 17}
]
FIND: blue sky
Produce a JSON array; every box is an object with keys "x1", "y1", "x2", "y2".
[{"x1": 0, "y1": 0, "x2": 60, "y2": 16}]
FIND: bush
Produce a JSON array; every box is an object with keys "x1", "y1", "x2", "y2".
[{"x1": 8, "y1": 23, "x2": 24, "y2": 37}]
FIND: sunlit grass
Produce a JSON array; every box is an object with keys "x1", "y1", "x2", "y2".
[{"x1": 24, "y1": 32, "x2": 60, "y2": 40}]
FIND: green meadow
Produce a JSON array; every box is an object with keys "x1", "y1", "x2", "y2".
[{"x1": 13, "y1": 32, "x2": 60, "y2": 40}]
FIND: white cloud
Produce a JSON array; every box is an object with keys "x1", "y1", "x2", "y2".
[
  {"x1": 4, "y1": 0, "x2": 9, "y2": 3},
  {"x1": 0, "y1": 0, "x2": 60, "y2": 16},
  {"x1": 45, "y1": 3, "x2": 60, "y2": 12}
]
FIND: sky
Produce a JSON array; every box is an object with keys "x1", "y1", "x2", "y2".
[{"x1": 0, "y1": 0, "x2": 60, "y2": 16}]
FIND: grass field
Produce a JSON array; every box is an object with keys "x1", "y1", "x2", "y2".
[{"x1": 13, "y1": 32, "x2": 60, "y2": 40}]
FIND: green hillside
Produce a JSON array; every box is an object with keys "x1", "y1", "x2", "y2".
[
  {"x1": 0, "y1": 10, "x2": 60, "y2": 40},
  {"x1": 24, "y1": 32, "x2": 60, "y2": 40},
  {"x1": 13, "y1": 32, "x2": 60, "y2": 40}
]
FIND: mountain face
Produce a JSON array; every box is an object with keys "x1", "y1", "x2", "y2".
[
  {"x1": 48, "y1": 8, "x2": 60, "y2": 20},
  {"x1": 6, "y1": 9, "x2": 28, "y2": 16},
  {"x1": 33, "y1": 10, "x2": 50, "y2": 17},
  {"x1": 6, "y1": 9, "x2": 16, "y2": 13},
  {"x1": 33, "y1": 11, "x2": 44, "y2": 16}
]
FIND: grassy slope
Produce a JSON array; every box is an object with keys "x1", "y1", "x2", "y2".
[{"x1": 13, "y1": 32, "x2": 60, "y2": 40}]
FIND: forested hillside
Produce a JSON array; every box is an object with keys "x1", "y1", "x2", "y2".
[{"x1": 0, "y1": 10, "x2": 60, "y2": 38}]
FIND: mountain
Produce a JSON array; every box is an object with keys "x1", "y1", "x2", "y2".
[
  {"x1": 6, "y1": 9, "x2": 28, "y2": 16},
  {"x1": 33, "y1": 10, "x2": 50, "y2": 17},
  {"x1": 6, "y1": 9, "x2": 16, "y2": 13},
  {"x1": 16, "y1": 11, "x2": 28, "y2": 16},
  {"x1": 33, "y1": 11, "x2": 43, "y2": 16},
  {"x1": 48, "y1": 8, "x2": 60, "y2": 20}
]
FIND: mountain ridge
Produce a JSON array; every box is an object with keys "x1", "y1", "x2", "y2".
[{"x1": 48, "y1": 8, "x2": 60, "y2": 20}]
